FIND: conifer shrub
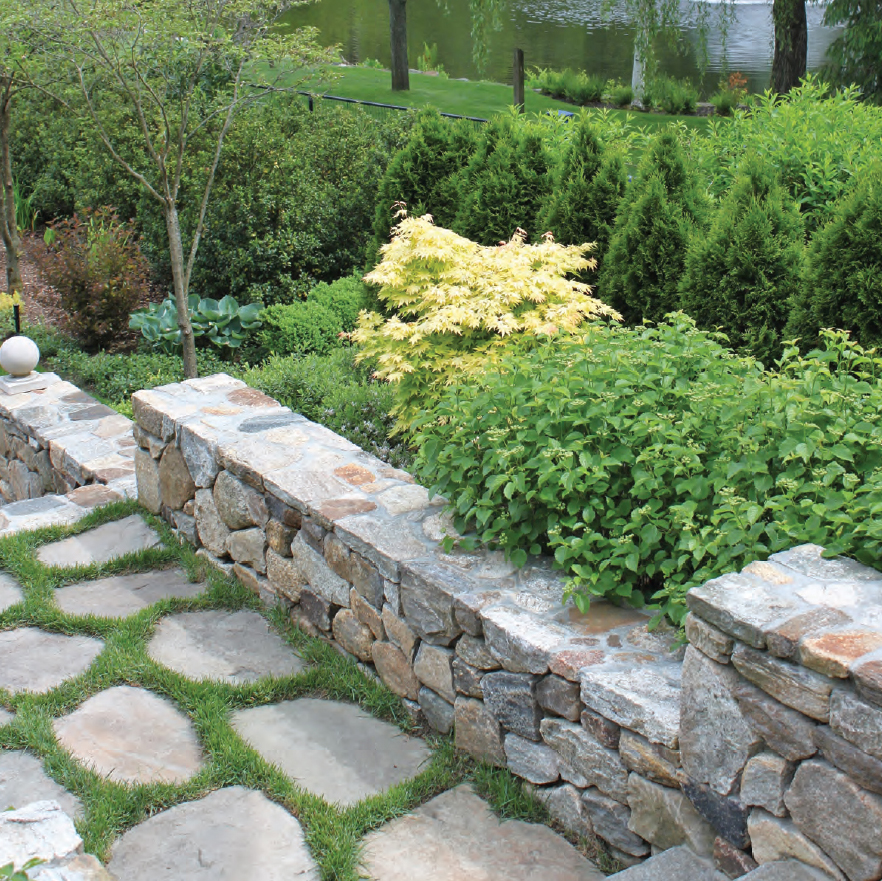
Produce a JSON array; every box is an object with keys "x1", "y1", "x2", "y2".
[
  {"x1": 679, "y1": 160, "x2": 805, "y2": 363},
  {"x1": 352, "y1": 212, "x2": 619, "y2": 431},
  {"x1": 599, "y1": 132, "x2": 707, "y2": 324},
  {"x1": 259, "y1": 301, "x2": 341, "y2": 356},
  {"x1": 306, "y1": 273, "x2": 373, "y2": 332},
  {"x1": 537, "y1": 114, "x2": 626, "y2": 271},
  {"x1": 786, "y1": 167, "x2": 882, "y2": 350}
]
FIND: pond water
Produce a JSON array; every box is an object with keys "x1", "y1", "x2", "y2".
[{"x1": 280, "y1": 0, "x2": 840, "y2": 96}]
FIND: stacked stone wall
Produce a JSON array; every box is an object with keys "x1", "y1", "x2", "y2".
[{"x1": 683, "y1": 551, "x2": 882, "y2": 879}]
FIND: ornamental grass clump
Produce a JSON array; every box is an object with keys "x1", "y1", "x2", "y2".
[{"x1": 353, "y1": 212, "x2": 620, "y2": 432}]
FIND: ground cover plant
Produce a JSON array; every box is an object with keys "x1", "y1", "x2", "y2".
[
  {"x1": 414, "y1": 317, "x2": 882, "y2": 624},
  {"x1": 0, "y1": 503, "x2": 614, "y2": 877}
]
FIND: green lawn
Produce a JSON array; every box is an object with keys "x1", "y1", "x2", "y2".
[{"x1": 288, "y1": 65, "x2": 713, "y2": 132}]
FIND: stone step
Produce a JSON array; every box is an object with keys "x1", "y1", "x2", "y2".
[
  {"x1": 742, "y1": 860, "x2": 832, "y2": 880},
  {"x1": 609, "y1": 847, "x2": 727, "y2": 880}
]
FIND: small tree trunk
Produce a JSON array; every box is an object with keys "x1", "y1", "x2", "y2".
[
  {"x1": 513, "y1": 48, "x2": 525, "y2": 112},
  {"x1": 771, "y1": 0, "x2": 808, "y2": 94},
  {"x1": 0, "y1": 82, "x2": 24, "y2": 299},
  {"x1": 165, "y1": 205, "x2": 199, "y2": 379},
  {"x1": 389, "y1": 0, "x2": 409, "y2": 92}
]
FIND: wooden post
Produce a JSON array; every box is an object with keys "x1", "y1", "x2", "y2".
[{"x1": 513, "y1": 48, "x2": 525, "y2": 113}]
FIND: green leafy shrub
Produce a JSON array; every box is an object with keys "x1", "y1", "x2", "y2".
[
  {"x1": 259, "y1": 301, "x2": 342, "y2": 356},
  {"x1": 679, "y1": 159, "x2": 805, "y2": 363},
  {"x1": 527, "y1": 68, "x2": 605, "y2": 105},
  {"x1": 537, "y1": 114, "x2": 626, "y2": 270},
  {"x1": 37, "y1": 208, "x2": 150, "y2": 351},
  {"x1": 709, "y1": 90, "x2": 737, "y2": 116},
  {"x1": 306, "y1": 273, "x2": 373, "y2": 332},
  {"x1": 415, "y1": 316, "x2": 882, "y2": 624},
  {"x1": 786, "y1": 167, "x2": 882, "y2": 350},
  {"x1": 607, "y1": 82, "x2": 634, "y2": 107},
  {"x1": 600, "y1": 132, "x2": 707, "y2": 324},
  {"x1": 641, "y1": 76, "x2": 698, "y2": 114}
]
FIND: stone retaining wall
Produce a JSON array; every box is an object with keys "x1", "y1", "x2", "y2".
[{"x1": 683, "y1": 551, "x2": 882, "y2": 880}]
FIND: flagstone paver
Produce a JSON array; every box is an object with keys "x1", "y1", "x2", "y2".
[
  {"x1": 53, "y1": 686, "x2": 202, "y2": 785},
  {"x1": 0, "y1": 628, "x2": 103, "y2": 694},
  {"x1": 37, "y1": 515, "x2": 161, "y2": 568},
  {"x1": 54, "y1": 568, "x2": 206, "y2": 619},
  {"x1": 231, "y1": 698, "x2": 430, "y2": 806},
  {"x1": 0, "y1": 572, "x2": 23, "y2": 612},
  {"x1": 107, "y1": 786, "x2": 319, "y2": 881},
  {"x1": 362, "y1": 785, "x2": 606, "y2": 881},
  {"x1": 147, "y1": 610, "x2": 305, "y2": 683},
  {"x1": 0, "y1": 709, "x2": 13, "y2": 726},
  {"x1": 0, "y1": 751, "x2": 83, "y2": 817}
]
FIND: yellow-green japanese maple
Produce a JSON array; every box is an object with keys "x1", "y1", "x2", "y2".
[{"x1": 353, "y1": 212, "x2": 620, "y2": 431}]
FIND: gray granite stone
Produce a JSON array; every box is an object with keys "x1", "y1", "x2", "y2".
[
  {"x1": 0, "y1": 628, "x2": 103, "y2": 694},
  {"x1": 54, "y1": 568, "x2": 204, "y2": 618},
  {"x1": 0, "y1": 801, "x2": 83, "y2": 869},
  {"x1": 231, "y1": 699, "x2": 429, "y2": 806},
  {"x1": 158, "y1": 444, "x2": 195, "y2": 511},
  {"x1": 618, "y1": 730, "x2": 681, "y2": 789},
  {"x1": 813, "y1": 724, "x2": 882, "y2": 795},
  {"x1": 135, "y1": 447, "x2": 161, "y2": 514},
  {"x1": 413, "y1": 643, "x2": 455, "y2": 703},
  {"x1": 227, "y1": 527, "x2": 267, "y2": 574},
  {"x1": 537, "y1": 675, "x2": 582, "y2": 722},
  {"x1": 266, "y1": 548, "x2": 305, "y2": 602},
  {"x1": 609, "y1": 846, "x2": 726, "y2": 880},
  {"x1": 533, "y1": 783, "x2": 592, "y2": 839},
  {"x1": 332, "y1": 608, "x2": 374, "y2": 661},
  {"x1": 362, "y1": 785, "x2": 605, "y2": 880},
  {"x1": 382, "y1": 606, "x2": 419, "y2": 660},
  {"x1": 740, "y1": 752, "x2": 795, "y2": 817},
  {"x1": 350, "y1": 590, "x2": 384, "y2": 639},
  {"x1": 452, "y1": 657, "x2": 484, "y2": 698},
  {"x1": 829, "y1": 687, "x2": 882, "y2": 761},
  {"x1": 300, "y1": 589, "x2": 336, "y2": 632},
  {"x1": 581, "y1": 787, "x2": 649, "y2": 857},
  {"x1": 0, "y1": 571, "x2": 23, "y2": 612},
  {"x1": 148, "y1": 610, "x2": 304, "y2": 682},
  {"x1": 685, "y1": 613, "x2": 734, "y2": 663},
  {"x1": 504, "y1": 732, "x2": 561, "y2": 785},
  {"x1": 291, "y1": 533, "x2": 351, "y2": 606},
  {"x1": 627, "y1": 775, "x2": 716, "y2": 855},
  {"x1": 399, "y1": 558, "x2": 473, "y2": 646},
  {"x1": 454, "y1": 697, "x2": 505, "y2": 765},
  {"x1": 455, "y1": 633, "x2": 500, "y2": 670},
  {"x1": 108, "y1": 787, "x2": 318, "y2": 881},
  {"x1": 213, "y1": 470, "x2": 268, "y2": 530},
  {"x1": 372, "y1": 641, "x2": 420, "y2": 700},
  {"x1": 747, "y1": 810, "x2": 846, "y2": 880},
  {"x1": 0, "y1": 751, "x2": 82, "y2": 817},
  {"x1": 681, "y1": 778, "x2": 750, "y2": 849},
  {"x1": 581, "y1": 709, "x2": 621, "y2": 750},
  {"x1": 418, "y1": 687, "x2": 454, "y2": 734},
  {"x1": 37, "y1": 516, "x2": 161, "y2": 567},
  {"x1": 483, "y1": 671, "x2": 542, "y2": 741},
  {"x1": 194, "y1": 487, "x2": 230, "y2": 556},
  {"x1": 481, "y1": 603, "x2": 572, "y2": 675},
  {"x1": 53, "y1": 686, "x2": 202, "y2": 785}
]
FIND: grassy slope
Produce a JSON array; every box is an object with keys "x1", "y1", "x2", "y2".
[{"x1": 291, "y1": 66, "x2": 713, "y2": 132}]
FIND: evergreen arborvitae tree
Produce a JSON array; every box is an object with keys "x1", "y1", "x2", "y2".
[
  {"x1": 785, "y1": 167, "x2": 882, "y2": 351},
  {"x1": 680, "y1": 159, "x2": 805, "y2": 364},
  {"x1": 538, "y1": 116, "x2": 626, "y2": 271},
  {"x1": 367, "y1": 113, "x2": 478, "y2": 268},
  {"x1": 453, "y1": 119, "x2": 554, "y2": 246},
  {"x1": 599, "y1": 132, "x2": 706, "y2": 324}
]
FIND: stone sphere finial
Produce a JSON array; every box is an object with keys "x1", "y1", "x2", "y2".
[{"x1": 0, "y1": 336, "x2": 41, "y2": 377}]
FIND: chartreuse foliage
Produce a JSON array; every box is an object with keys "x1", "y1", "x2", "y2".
[
  {"x1": 353, "y1": 214, "x2": 619, "y2": 432},
  {"x1": 414, "y1": 316, "x2": 882, "y2": 625},
  {"x1": 679, "y1": 159, "x2": 805, "y2": 363}
]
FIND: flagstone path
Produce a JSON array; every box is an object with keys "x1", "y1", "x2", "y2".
[{"x1": 0, "y1": 511, "x2": 607, "y2": 881}]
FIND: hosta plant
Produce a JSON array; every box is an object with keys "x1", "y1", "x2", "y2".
[{"x1": 352, "y1": 212, "x2": 620, "y2": 432}]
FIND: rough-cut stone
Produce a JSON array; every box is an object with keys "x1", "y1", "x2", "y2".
[
  {"x1": 581, "y1": 709, "x2": 621, "y2": 750},
  {"x1": 619, "y1": 730, "x2": 681, "y2": 788},
  {"x1": 686, "y1": 613, "x2": 735, "y2": 663},
  {"x1": 194, "y1": 488, "x2": 231, "y2": 557},
  {"x1": 627, "y1": 774, "x2": 716, "y2": 855},
  {"x1": 540, "y1": 718, "x2": 629, "y2": 803},
  {"x1": 213, "y1": 469, "x2": 268, "y2": 530},
  {"x1": 582, "y1": 787, "x2": 650, "y2": 857},
  {"x1": 581, "y1": 660, "x2": 681, "y2": 749},
  {"x1": 290, "y1": 533, "x2": 350, "y2": 606},
  {"x1": 399, "y1": 559, "x2": 471, "y2": 646},
  {"x1": 158, "y1": 444, "x2": 195, "y2": 511},
  {"x1": 53, "y1": 686, "x2": 202, "y2": 784},
  {"x1": 455, "y1": 633, "x2": 499, "y2": 670},
  {"x1": 454, "y1": 590, "x2": 503, "y2": 638},
  {"x1": 784, "y1": 759, "x2": 882, "y2": 881},
  {"x1": 732, "y1": 644, "x2": 832, "y2": 722},
  {"x1": 231, "y1": 699, "x2": 429, "y2": 805},
  {"x1": 148, "y1": 610, "x2": 304, "y2": 682},
  {"x1": 680, "y1": 647, "x2": 762, "y2": 796},
  {"x1": 413, "y1": 643, "x2": 455, "y2": 703},
  {"x1": 0, "y1": 628, "x2": 103, "y2": 694},
  {"x1": 504, "y1": 733, "x2": 560, "y2": 785},
  {"x1": 382, "y1": 606, "x2": 418, "y2": 660},
  {"x1": 854, "y1": 655, "x2": 882, "y2": 709},
  {"x1": 418, "y1": 687, "x2": 454, "y2": 734},
  {"x1": 266, "y1": 549, "x2": 305, "y2": 602},
  {"x1": 135, "y1": 447, "x2": 161, "y2": 514},
  {"x1": 300, "y1": 589, "x2": 336, "y2": 632},
  {"x1": 33, "y1": 853, "x2": 116, "y2": 881},
  {"x1": 740, "y1": 752, "x2": 794, "y2": 817},
  {"x1": 232, "y1": 563, "x2": 273, "y2": 605},
  {"x1": 332, "y1": 609, "x2": 374, "y2": 662},
  {"x1": 372, "y1": 642, "x2": 420, "y2": 700},
  {"x1": 814, "y1": 724, "x2": 882, "y2": 795},
  {"x1": 534, "y1": 783, "x2": 592, "y2": 839},
  {"x1": 226, "y1": 527, "x2": 267, "y2": 573},
  {"x1": 739, "y1": 863, "x2": 833, "y2": 881},
  {"x1": 454, "y1": 697, "x2": 505, "y2": 765},
  {"x1": 324, "y1": 534, "x2": 385, "y2": 608},
  {"x1": 713, "y1": 837, "x2": 758, "y2": 878},
  {"x1": 682, "y1": 778, "x2": 750, "y2": 849},
  {"x1": 798, "y1": 629, "x2": 882, "y2": 679},
  {"x1": 37, "y1": 516, "x2": 161, "y2": 567},
  {"x1": 0, "y1": 572, "x2": 22, "y2": 612},
  {"x1": 266, "y1": 519, "x2": 296, "y2": 556},
  {"x1": 363, "y1": 785, "x2": 605, "y2": 880},
  {"x1": 337, "y1": 514, "x2": 428, "y2": 582},
  {"x1": 350, "y1": 590, "x2": 384, "y2": 640},
  {"x1": 764, "y1": 607, "x2": 855, "y2": 662},
  {"x1": 0, "y1": 801, "x2": 83, "y2": 868},
  {"x1": 0, "y1": 752, "x2": 82, "y2": 817},
  {"x1": 829, "y1": 687, "x2": 882, "y2": 761},
  {"x1": 537, "y1": 675, "x2": 582, "y2": 722},
  {"x1": 747, "y1": 810, "x2": 845, "y2": 880},
  {"x1": 481, "y1": 604, "x2": 571, "y2": 675},
  {"x1": 299, "y1": 517, "x2": 327, "y2": 553},
  {"x1": 452, "y1": 657, "x2": 483, "y2": 698},
  {"x1": 730, "y1": 678, "x2": 818, "y2": 761},
  {"x1": 54, "y1": 569, "x2": 204, "y2": 619},
  {"x1": 611, "y1": 846, "x2": 726, "y2": 880},
  {"x1": 483, "y1": 671, "x2": 542, "y2": 741},
  {"x1": 107, "y1": 787, "x2": 319, "y2": 880}
]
